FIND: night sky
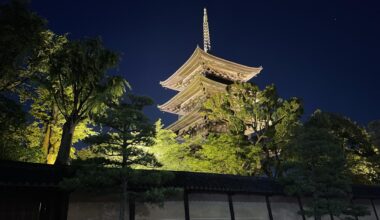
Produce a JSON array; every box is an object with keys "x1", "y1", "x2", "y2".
[{"x1": 29, "y1": 0, "x2": 380, "y2": 126}]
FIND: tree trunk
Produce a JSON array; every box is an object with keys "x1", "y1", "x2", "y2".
[
  {"x1": 41, "y1": 124, "x2": 51, "y2": 157},
  {"x1": 119, "y1": 176, "x2": 128, "y2": 220},
  {"x1": 262, "y1": 146, "x2": 273, "y2": 178},
  {"x1": 47, "y1": 105, "x2": 60, "y2": 164},
  {"x1": 47, "y1": 140, "x2": 60, "y2": 164},
  {"x1": 55, "y1": 119, "x2": 76, "y2": 165},
  {"x1": 120, "y1": 135, "x2": 128, "y2": 220}
]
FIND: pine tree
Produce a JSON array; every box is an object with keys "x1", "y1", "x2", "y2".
[
  {"x1": 306, "y1": 111, "x2": 378, "y2": 184},
  {"x1": 282, "y1": 111, "x2": 370, "y2": 219},
  {"x1": 80, "y1": 94, "x2": 160, "y2": 220}
]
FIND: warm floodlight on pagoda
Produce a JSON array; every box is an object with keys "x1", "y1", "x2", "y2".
[{"x1": 158, "y1": 9, "x2": 263, "y2": 136}]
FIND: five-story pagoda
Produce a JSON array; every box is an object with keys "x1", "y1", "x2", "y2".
[{"x1": 159, "y1": 8, "x2": 262, "y2": 135}]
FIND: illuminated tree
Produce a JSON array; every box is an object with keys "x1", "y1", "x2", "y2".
[
  {"x1": 203, "y1": 82, "x2": 303, "y2": 178},
  {"x1": 147, "y1": 120, "x2": 186, "y2": 171},
  {"x1": 0, "y1": 0, "x2": 47, "y2": 161},
  {"x1": 81, "y1": 94, "x2": 159, "y2": 220},
  {"x1": 148, "y1": 120, "x2": 263, "y2": 175},
  {"x1": 12, "y1": 31, "x2": 93, "y2": 164},
  {"x1": 42, "y1": 38, "x2": 127, "y2": 165},
  {"x1": 27, "y1": 87, "x2": 95, "y2": 164}
]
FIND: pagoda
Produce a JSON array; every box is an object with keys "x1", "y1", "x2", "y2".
[{"x1": 159, "y1": 8, "x2": 262, "y2": 135}]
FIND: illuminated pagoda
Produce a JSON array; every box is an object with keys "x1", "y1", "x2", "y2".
[{"x1": 159, "y1": 8, "x2": 263, "y2": 135}]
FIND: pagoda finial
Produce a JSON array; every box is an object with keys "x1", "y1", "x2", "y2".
[{"x1": 203, "y1": 8, "x2": 211, "y2": 53}]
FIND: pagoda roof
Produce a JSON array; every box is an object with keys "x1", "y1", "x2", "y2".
[
  {"x1": 158, "y1": 75, "x2": 226, "y2": 115},
  {"x1": 160, "y1": 46, "x2": 263, "y2": 91},
  {"x1": 167, "y1": 111, "x2": 204, "y2": 134}
]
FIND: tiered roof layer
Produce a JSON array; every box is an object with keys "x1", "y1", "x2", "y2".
[
  {"x1": 160, "y1": 46, "x2": 262, "y2": 91},
  {"x1": 159, "y1": 46, "x2": 263, "y2": 134}
]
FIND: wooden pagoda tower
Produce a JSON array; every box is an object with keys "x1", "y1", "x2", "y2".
[{"x1": 159, "y1": 8, "x2": 262, "y2": 135}]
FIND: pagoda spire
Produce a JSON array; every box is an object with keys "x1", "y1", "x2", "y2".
[{"x1": 203, "y1": 8, "x2": 211, "y2": 53}]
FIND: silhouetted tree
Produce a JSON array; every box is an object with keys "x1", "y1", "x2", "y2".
[
  {"x1": 282, "y1": 111, "x2": 370, "y2": 219},
  {"x1": 0, "y1": 0, "x2": 45, "y2": 92}
]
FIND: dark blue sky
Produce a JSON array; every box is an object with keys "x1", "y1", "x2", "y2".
[{"x1": 30, "y1": 0, "x2": 380, "y2": 126}]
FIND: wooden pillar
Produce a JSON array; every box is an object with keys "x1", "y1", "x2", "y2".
[
  {"x1": 129, "y1": 196, "x2": 135, "y2": 220},
  {"x1": 297, "y1": 196, "x2": 306, "y2": 220},
  {"x1": 266, "y1": 195, "x2": 273, "y2": 220},
  {"x1": 371, "y1": 199, "x2": 379, "y2": 220},
  {"x1": 228, "y1": 193, "x2": 235, "y2": 220},
  {"x1": 184, "y1": 190, "x2": 190, "y2": 220}
]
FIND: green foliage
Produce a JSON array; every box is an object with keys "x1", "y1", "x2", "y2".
[
  {"x1": 147, "y1": 120, "x2": 188, "y2": 171},
  {"x1": 40, "y1": 38, "x2": 127, "y2": 164},
  {"x1": 367, "y1": 120, "x2": 380, "y2": 148},
  {"x1": 282, "y1": 112, "x2": 370, "y2": 219},
  {"x1": 0, "y1": 95, "x2": 43, "y2": 162},
  {"x1": 197, "y1": 133, "x2": 262, "y2": 175},
  {"x1": 0, "y1": 1, "x2": 52, "y2": 162},
  {"x1": 202, "y1": 82, "x2": 303, "y2": 178},
  {"x1": 27, "y1": 87, "x2": 95, "y2": 164},
  {"x1": 10, "y1": 30, "x2": 96, "y2": 164},
  {"x1": 82, "y1": 94, "x2": 158, "y2": 168},
  {"x1": 149, "y1": 120, "x2": 262, "y2": 175},
  {"x1": 305, "y1": 110, "x2": 379, "y2": 184},
  {"x1": 150, "y1": 83, "x2": 302, "y2": 177},
  {"x1": 0, "y1": 0, "x2": 46, "y2": 92},
  {"x1": 64, "y1": 94, "x2": 166, "y2": 220},
  {"x1": 46, "y1": 38, "x2": 127, "y2": 120},
  {"x1": 306, "y1": 110, "x2": 374, "y2": 156},
  {"x1": 366, "y1": 120, "x2": 380, "y2": 183},
  {"x1": 147, "y1": 120, "x2": 209, "y2": 172}
]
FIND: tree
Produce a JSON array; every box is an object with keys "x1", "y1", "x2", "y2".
[
  {"x1": 147, "y1": 120, "x2": 188, "y2": 171},
  {"x1": 367, "y1": 120, "x2": 380, "y2": 148},
  {"x1": 27, "y1": 87, "x2": 96, "y2": 164},
  {"x1": 0, "y1": 0, "x2": 45, "y2": 92},
  {"x1": 81, "y1": 94, "x2": 160, "y2": 220},
  {"x1": 0, "y1": 95, "x2": 43, "y2": 162},
  {"x1": 42, "y1": 38, "x2": 126, "y2": 165},
  {"x1": 282, "y1": 114, "x2": 369, "y2": 220},
  {"x1": 366, "y1": 120, "x2": 380, "y2": 183},
  {"x1": 196, "y1": 133, "x2": 262, "y2": 175},
  {"x1": 0, "y1": 2, "x2": 63, "y2": 162},
  {"x1": 202, "y1": 82, "x2": 303, "y2": 178},
  {"x1": 148, "y1": 120, "x2": 262, "y2": 175},
  {"x1": 147, "y1": 120, "x2": 205, "y2": 172},
  {"x1": 306, "y1": 110, "x2": 378, "y2": 184},
  {"x1": 11, "y1": 31, "x2": 95, "y2": 164}
]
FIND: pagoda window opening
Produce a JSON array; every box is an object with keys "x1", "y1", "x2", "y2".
[{"x1": 204, "y1": 72, "x2": 234, "y2": 85}]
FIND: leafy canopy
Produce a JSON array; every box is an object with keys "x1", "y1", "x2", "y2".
[
  {"x1": 81, "y1": 94, "x2": 158, "y2": 168},
  {"x1": 202, "y1": 82, "x2": 303, "y2": 177},
  {"x1": 45, "y1": 38, "x2": 127, "y2": 121},
  {"x1": 282, "y1": 111, "x2": 370, "y2": 219},
  {"x1": 306, "y1": 110, "x2": 379, "y2": 184},
  {"x1": 0, "y1": 0, "x2": 46, "y2": 92},
  {"x1": 39, "y1": 38, "x2": 127, "y2": 164}
]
